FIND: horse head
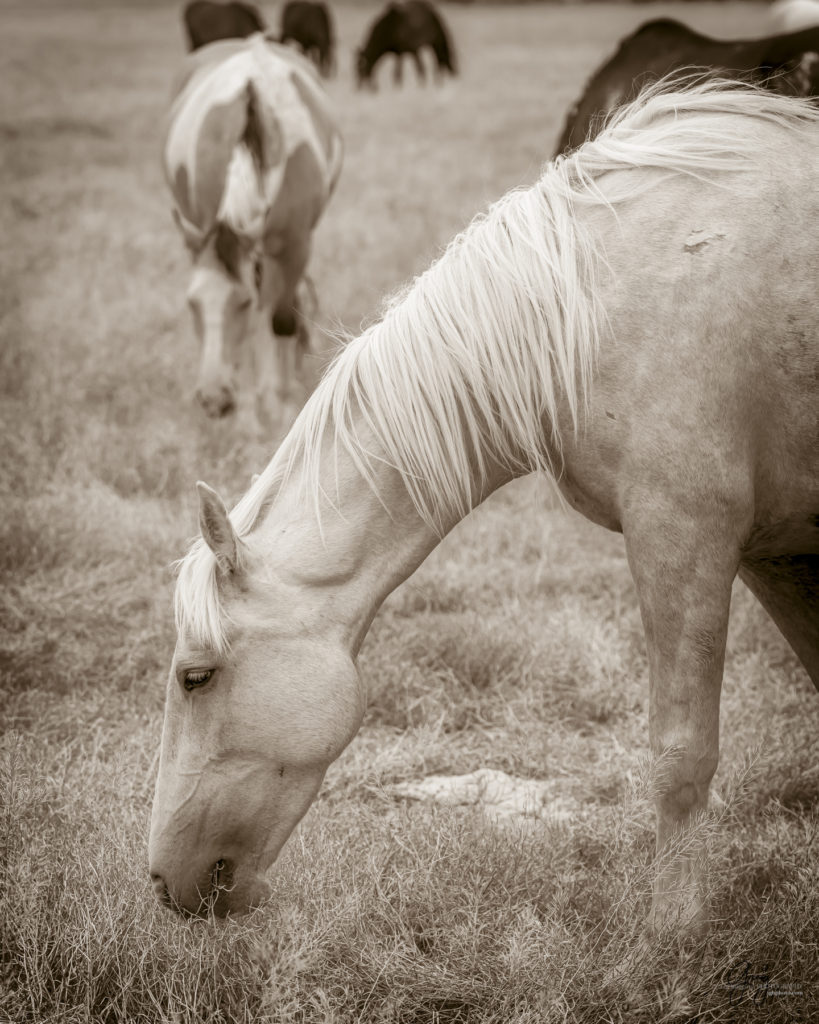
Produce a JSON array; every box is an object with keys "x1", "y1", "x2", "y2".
[
  {"x1": 181, "y1": 220, "x2": 262, "y2": 418},
  {"x1": 148, "y1": 481, "x2": 366, "y2": 916}
]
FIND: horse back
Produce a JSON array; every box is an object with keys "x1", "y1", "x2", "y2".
[
  {"x1": 164, "y1": 36, "x2": 341, "y2": 248},
  {"x1": 563, "y1": 122, "x2": 818, "y2": 536}
]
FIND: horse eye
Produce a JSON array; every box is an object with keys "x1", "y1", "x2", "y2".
[{"x1": 183, "y1": 669, "x2": 213, "y2": 691}]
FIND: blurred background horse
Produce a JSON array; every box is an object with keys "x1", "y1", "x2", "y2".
[
  {"x1": 183, "y1": 0, "x2": 266, "y2": 51},
  {"x1": 279, "y1": 0, "x2": 336, "y2": 77},
  {"x1": 356, "y1": 0, "x2": 457, "y2": 88},
  {"x1": 555, "y1": 18, "x2": 819, "y2": 152},
  {"x1": 163, "y1": 36, "x2": 342, "y2": 421}
]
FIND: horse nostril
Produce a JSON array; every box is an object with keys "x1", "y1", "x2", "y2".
[{"x1": 150, "y1": 872, "x2": 172, "y2": 908}]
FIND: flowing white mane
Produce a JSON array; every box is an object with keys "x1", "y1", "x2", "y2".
[{"x1": 175, "y1": 79, "x2": 819, "y2": 652}]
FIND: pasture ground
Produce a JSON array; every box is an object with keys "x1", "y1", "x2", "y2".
[{"x1": 2, "y1": 2, "x2": 818, "y2": 1021}]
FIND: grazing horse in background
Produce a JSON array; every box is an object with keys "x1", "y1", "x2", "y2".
[
  {"x1": 770, "y1": 0, "x2": 819, "y2": 32},
  {"x1": 555, "y1": 18, "x2": 819, "y2": 153},
  {"x1": 163, "y1": 36, "x2": 342, "y2": 421},
  {"x1": 356, "y1": 0, "x2": 457, "y2": 88},
  {"x1": 280, "y1": 0, "x2": 335, "y2": 78},
  {"x1": 150, "y1": 83, "x2": 819, "y2": 933},
  {"x1": 183, "y1": 0, "x2": 266, "y2": 51}
]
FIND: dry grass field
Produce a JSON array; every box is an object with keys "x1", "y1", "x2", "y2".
[{"x1": 2, "y1": 2, "x2": 818, "y2": 1021}]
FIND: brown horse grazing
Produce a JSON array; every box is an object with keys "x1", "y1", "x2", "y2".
[
  {"x1": 163, "y1": 37, "x2": 342, "y2": 422},
  {"x1": 356, "y1": 0, "x2": 457, "y2": 89},
  {"x1": 150, "y1": 83, "x2": 818, "y2": 933},
  {"x1": 280, "y1": 0, "x2": 335, "y2": 78},
  {"x1": 555, "y1": 18, "x2": 819, "y2": 154},
  {"x1": 183, "y1": 0, "x2": 266, "y2": 51}
]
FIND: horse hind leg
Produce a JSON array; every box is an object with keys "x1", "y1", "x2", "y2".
[{"x1": 739, "y1": 552, "x2": 819, "y2": 690}]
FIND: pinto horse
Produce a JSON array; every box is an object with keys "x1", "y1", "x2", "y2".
[
  {"x1": 150, "y1": 83, "x2": 819, "y2": 932},
  {"x1": 164, "y1": 36, "x2": 342, "y2": 420}
]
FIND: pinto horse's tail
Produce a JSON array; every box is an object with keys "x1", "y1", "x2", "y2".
[{"x1": 217, "y1": 80, "x2": 270, "y2": 239}]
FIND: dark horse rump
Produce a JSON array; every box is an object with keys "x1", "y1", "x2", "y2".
[
  {"x1": 280, "y1": 0, "x2": 335, "y2": 77},
  {"x1": 555, "y1": 18, "x2": 819, "y2": 153},
  {"x1": 183, "y1": 0, "x2": 266, "y2": 51},
  {"x1": 356, "y1": 0, "x2": 457, "y2": 87}
]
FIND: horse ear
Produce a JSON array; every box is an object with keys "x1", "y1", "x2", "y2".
[{"x1": 196, "y1": 481, "x2": 239, "y2": 574}]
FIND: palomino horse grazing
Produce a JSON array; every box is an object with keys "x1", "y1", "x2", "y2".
[
  {"x1": 150, "y1": 83, "x2": 819, "y2": 930},
  {"x1": 164, "y1": 36, "x2": 342, "y2": 420}
]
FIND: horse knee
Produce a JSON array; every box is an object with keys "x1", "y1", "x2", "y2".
[{"x1": 654, "y1": 743, "x2": 718, "y2": 825}]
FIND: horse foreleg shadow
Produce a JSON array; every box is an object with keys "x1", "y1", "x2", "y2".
[{"x1": 739, "y1": 553, "x2": 819, "y2": 690}]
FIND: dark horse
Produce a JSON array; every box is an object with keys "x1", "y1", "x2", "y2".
[
  {"x1": 555, "y1": 18, "x2": 819, "y2": 153},
  {"x1": 183, "y1": 0, "x2": 266, "y2": 51},
  {"x1": 280, "y1": 0, "x2": 335, "y2": 77},
  {"x1": 356, "y1": 0, "x2": 457, "y2": 88}
]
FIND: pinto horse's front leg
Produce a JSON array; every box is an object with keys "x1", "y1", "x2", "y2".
[
  {"x1": 255, "y1": 246, "x2": 311, "y2": 433},
  {"x1": 623, "y1": 497, "x2": 745, "y2": 936}
]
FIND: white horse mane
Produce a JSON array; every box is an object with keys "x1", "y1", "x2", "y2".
[{"x1": 176, "y1": 79, "x2": 819, "y2": 652}]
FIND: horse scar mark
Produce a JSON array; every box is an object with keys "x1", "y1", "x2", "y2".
[
  {"x1": 605, "y1": 410, "x2": 617, "y2": 420},
  {"x1": 684, "y1": 230, "x2": 727, "y2": 255}
]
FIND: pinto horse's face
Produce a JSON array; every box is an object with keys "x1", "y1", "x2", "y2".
[
  {"x1": 186, "y1": 236, "x2": 257, "y2": 418},
  {"x1": 148, "y1": 484, "x2": 366, "y2": 917}
]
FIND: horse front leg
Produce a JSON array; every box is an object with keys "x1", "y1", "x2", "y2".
[
  {"x1": 259, "y1": 240, "x2": 314, "y2": 433},
  {"x1": 623, "y1": 497, "x2": 745, "y2": 936},
  {"x1": 412, "y1": 49, "x2": 426, "y2": 83},
  {"x1": 393, "y1": 53, "x2": 403, "y2": 86}
]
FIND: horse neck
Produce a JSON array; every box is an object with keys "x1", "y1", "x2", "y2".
[{"x1": 252, "y1": 431, "x2": 512, "y2": 656}]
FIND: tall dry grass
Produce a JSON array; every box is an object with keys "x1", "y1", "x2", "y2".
[{"x1": 1, "y1": 3, "x2": 817, "y2": 1021}]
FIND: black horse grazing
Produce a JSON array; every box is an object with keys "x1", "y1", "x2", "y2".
[
  {"x1": 555, "y1": 18, "x2": 819, "y2": 153},
  {"x1": 183, "y1": 0, "x2": 266, "y2": 50},
  {"x1": 356, "y1": 0, "x2": 457, "y2": 88},
  {"x1": 280, "y1": 0, "x2": 335, "y2": 76}
]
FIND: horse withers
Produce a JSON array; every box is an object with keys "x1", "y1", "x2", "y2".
[
  {"x1": 163, "y1": 37, "x2": 342, "y2": 422},
  {"x1": 356, "y1": 0, "x2": 457, "y2": 89},
  {"x1": 150, "y1": 83, "x2": 818, "y2": 934}
]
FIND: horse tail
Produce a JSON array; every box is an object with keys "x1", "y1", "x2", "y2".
[
  {"x1": 217, "y1": 80, "x2": 269, "y2": 238},
  {"x1": 241, "y1": 80, "x2": 265, "y2": 173}
]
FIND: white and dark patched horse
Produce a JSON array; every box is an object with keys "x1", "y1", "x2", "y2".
[
  {"x1": 150, "y1": 82, "x2": 818, "y2": 937},
  {"x1": 164, "y1": 35, "x2": 342, "y2": 420}
]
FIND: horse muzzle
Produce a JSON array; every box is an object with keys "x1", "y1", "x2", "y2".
[
  {"x1": 150, "y1": 856, "x2": 271, "y2": 918},
  {"x1": 196, "y1": 383, "x2": 236, "y2": 418}
]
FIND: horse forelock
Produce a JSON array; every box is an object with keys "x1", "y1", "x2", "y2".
[{"x1": 174, "y1": 539, "x2": 228, "y2": 654}]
